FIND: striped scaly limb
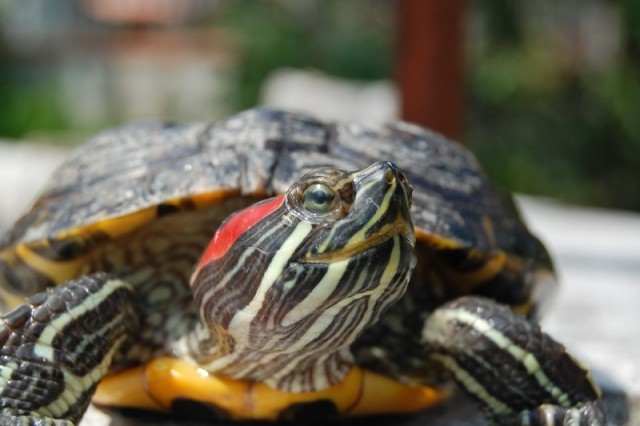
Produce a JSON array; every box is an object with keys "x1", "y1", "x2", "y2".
[
  {"x1": 422, "y1": 296, "x2": 606, "y2": 426},
  {"x1": 0, "y1": 273, "x2": 137, "y2": 425}
]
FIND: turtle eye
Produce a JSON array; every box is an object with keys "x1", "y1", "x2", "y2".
[{"x1": 302, "y1": 183, "x2": 337, "y2": 214}]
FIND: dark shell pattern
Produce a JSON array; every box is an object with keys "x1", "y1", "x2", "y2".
[{"x1": 1, "y1": 108, "x2": 537, "y2": 258}]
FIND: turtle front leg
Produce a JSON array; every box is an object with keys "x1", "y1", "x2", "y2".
[
  {"x1": 421, "y1": 296, "x2": 606, "y2": 425},
  {"x1": 0, "y1": 273, "x2": 137, "y2": 425}
]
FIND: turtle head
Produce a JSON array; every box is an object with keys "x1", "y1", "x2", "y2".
[{"x1": 190, "y1": 162, "x2": 415, "y2": 387}]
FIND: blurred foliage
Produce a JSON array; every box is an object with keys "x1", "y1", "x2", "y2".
[
  {"x1": 0, "y1": 0, "x2": 639, "y2": 210},
  {"x1": 213, "y1": 0, "x2": 394, "y2": 110},
  {"x1": 214, "y1": 0, "x2": 640, "y2": 210},
  {"x1": 466, "y1": 1, "x2": 640, "y2": 210},
  {"x1": 0, "y1": 55, "x2": 68, "y2": 139}
]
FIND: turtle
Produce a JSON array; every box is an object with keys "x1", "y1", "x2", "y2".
[{"x1": 0, "y1": 108, "x2": 605, "y2": 425}]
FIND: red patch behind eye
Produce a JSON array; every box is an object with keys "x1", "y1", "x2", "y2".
[{"x1": 196, "y1": 195, "x2": 285, "y2": 270}]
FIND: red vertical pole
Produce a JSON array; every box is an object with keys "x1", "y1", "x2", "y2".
[{"x1": 397, "y1": 0, "x2": 465, "y2": 141}]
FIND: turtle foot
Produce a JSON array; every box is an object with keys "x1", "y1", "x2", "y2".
[
  {"x1": 0, "y1": 273, "x2": 136, "y2": 424},
  {"x1": 422, "y1": 296, "x2": 607, "y2": 426}
]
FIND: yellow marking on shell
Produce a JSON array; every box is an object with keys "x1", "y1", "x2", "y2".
[
  {"x1": 415, "y1": 230, "x2": 463, "y2": 249},
  {"x1": 482, "y1": 216, "x2": 498, "y2": 249},
  {"x1": 56, "y1": 206, "x2": 158, "y2": 242},
  {"x1": 0, "y1": 286, "x2": 29, "y2": 312},
  {"x1": 95, "y1": 357, "x2": 449, "y2": 420},
  {"x1": 8, "y1": 190, "x2": 242, "y2": 286},
  {"x1": 13, "y1": 244, "x2": 85, "y2": 285},
  {"x1": 431, "y1": 353, "x2": 513, "y2": 415},
  {"x1": 440, "y1": 308, "x2": 573, "y2": 408},
  {"x1": 53, "y1": 190, "x2": 240, "y2": 241},
  {"x1": 512, "y1": 299, "x2": 534, "y2": 316},
  {"x1": 441, "y1": 250, "x2": 507, "y2": 288},
  {"x1": 182, "y1": 190, "x2": 247, "y2": 209}
]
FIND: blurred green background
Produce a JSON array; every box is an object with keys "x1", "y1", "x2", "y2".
[{"x1": 0, "y1": 0, "x2": 639, "y2": 210}]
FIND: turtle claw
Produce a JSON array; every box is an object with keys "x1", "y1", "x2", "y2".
[
  {"x1": 517, "y1": 401, "x2": 607, "y2": 426},
  {"x1": 0, "y1": 416, "x2": 75, "y2": 426}
]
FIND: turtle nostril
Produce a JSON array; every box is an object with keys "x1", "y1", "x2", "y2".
[{"x1": 385, "y1": 169, "x2": 395, "y2": 184}]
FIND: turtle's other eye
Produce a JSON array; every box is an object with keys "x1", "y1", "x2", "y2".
[{"x1": 302, "y1": 183, "x2": 337, "y2": 214}]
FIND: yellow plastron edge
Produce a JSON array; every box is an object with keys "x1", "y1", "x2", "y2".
[
  {"x1": 7, "y1": 191, "x2": 240, "y2": 285},
  {"x1": 93, "y1": 357, "x2": 450, "y2": 420}
]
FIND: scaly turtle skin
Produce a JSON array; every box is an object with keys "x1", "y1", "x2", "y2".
[{"x1": 0, "y1": 109, "x2": 605, "y2": 425}]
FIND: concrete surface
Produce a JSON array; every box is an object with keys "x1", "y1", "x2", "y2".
[
  {"x1": 0, "y1": 141, "x2": 70, "y2": 237},
  {"x1": 261, "y1": 68, "x2": 399, "y2": 123},
  {"x1": 0, "y1": 141, "x2": 638, "y2": 425}
]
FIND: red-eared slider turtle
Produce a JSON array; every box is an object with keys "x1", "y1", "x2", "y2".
[{"x1": 0, "y1": 109, "x2": 605, "y2": 425}]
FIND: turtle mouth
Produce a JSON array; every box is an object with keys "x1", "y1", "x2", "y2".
[{"x1": 300, "y1": 218, "x2": 415, "y2": 264}]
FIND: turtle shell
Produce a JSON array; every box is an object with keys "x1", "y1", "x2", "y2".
[
  {"x1": 0, "y1": 108, "x2": 553, "y2": 377},
  {"x1": 1, "y1": 108, "x2": 543, "y2": 251}
]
